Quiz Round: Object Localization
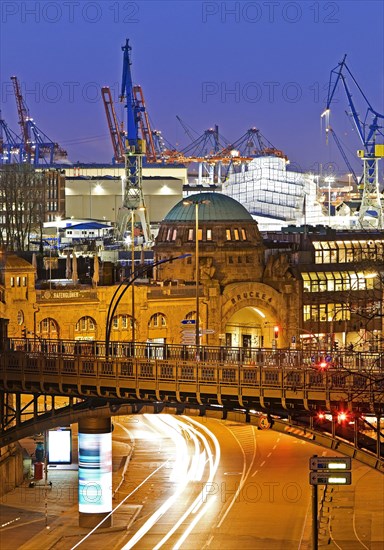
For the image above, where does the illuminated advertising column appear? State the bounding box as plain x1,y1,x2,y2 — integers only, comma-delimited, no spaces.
78,417,112,528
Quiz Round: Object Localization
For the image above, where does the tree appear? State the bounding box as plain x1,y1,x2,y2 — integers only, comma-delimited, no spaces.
0,165,46,251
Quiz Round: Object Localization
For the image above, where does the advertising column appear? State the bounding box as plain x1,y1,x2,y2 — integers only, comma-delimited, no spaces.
78,417,112,528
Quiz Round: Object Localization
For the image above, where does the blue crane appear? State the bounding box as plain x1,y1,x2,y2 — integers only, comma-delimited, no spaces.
115,39,151,242
322,55,384,228
0,111,23,164
10,76,67,166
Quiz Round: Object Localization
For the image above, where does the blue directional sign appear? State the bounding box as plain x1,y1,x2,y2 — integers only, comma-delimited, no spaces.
181,319,196,325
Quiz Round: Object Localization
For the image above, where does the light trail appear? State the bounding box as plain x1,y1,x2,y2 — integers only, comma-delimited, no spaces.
155,416,221,550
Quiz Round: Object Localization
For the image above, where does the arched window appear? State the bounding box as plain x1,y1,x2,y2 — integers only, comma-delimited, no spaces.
185,311,196,321
148,313,167,328
75,316,96,334
39,318,59,338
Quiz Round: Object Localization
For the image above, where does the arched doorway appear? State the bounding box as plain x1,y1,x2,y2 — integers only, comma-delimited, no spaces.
225,306,278,349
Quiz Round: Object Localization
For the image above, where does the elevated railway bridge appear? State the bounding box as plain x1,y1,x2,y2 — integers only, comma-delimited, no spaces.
1,338,383,470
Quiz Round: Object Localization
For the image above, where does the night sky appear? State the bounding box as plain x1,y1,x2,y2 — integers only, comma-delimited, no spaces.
1,0,383,177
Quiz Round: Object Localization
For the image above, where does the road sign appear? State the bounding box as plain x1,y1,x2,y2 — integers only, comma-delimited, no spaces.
309,472,351,485
309,457,351,470
182,339,195,345
201,329,215,334
181,319,196,325
181,330,195,336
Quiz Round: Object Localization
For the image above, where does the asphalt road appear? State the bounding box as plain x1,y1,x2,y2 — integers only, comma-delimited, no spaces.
1,415,383,550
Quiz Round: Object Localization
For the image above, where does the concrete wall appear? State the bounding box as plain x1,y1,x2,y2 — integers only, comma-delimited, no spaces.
0,443,25,497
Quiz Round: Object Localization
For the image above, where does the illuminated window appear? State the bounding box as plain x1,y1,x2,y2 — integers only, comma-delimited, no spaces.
149,313,166,328
226,229,231,240
76,316,96,332
188,229,193,241
39,318,59,337
172,229,177,240
207,229,212,240
234,229,239,240
241,229,247,240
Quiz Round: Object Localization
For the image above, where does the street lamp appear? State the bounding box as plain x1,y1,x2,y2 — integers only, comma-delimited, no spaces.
183,198,210,350
105,253,191,358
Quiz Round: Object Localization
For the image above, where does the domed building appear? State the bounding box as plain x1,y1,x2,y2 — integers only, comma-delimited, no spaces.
154,192,298,348
0,192,300,350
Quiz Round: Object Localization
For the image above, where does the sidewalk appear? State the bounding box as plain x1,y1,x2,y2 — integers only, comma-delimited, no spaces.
1,465,141,550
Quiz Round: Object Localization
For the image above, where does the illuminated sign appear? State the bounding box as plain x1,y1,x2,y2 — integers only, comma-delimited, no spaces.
309,472,351,485
78,432,112,514
309,457,351,470
48,429,72,464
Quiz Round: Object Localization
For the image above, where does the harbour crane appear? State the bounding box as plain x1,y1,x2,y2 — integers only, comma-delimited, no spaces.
0,112,22,164
322,55,384,228
114,39,151,243
327,127,361,189
101,86,125,164
10,76,67,166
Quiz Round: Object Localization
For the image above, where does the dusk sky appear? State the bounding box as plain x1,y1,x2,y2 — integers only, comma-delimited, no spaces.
1,0,383,178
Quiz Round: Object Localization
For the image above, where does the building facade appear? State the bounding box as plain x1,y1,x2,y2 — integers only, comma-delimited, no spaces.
0,194,382,353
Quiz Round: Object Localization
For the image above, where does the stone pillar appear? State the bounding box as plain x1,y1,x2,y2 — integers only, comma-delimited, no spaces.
78,417,112,528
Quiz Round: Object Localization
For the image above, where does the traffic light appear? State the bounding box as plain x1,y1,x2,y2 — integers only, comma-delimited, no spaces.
274,326,279,339
333,341,339,351
317,358,329,370
337,411,348,424
21,327,27,338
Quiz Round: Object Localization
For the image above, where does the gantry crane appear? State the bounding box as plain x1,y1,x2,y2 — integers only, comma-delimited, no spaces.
114,39,151,242
11,76,67,166
0,111,23,164
101,87,125,164
322,55,384,228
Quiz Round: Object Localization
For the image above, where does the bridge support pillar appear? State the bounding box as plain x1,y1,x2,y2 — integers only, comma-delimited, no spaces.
78,417,112,529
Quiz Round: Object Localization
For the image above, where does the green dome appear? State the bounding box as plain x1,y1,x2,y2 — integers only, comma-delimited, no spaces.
164,192,253,222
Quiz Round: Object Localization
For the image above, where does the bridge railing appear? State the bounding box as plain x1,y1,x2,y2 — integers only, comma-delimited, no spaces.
3,351,384,399
6,338,384,373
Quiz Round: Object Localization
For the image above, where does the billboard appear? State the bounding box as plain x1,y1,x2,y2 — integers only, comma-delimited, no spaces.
48,429,72,464
78,432,112,514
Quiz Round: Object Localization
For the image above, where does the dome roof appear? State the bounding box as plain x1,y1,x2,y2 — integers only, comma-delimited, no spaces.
164,192,253,222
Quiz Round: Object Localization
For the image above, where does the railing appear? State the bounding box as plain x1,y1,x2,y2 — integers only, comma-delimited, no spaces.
1,341,383,416
6,338,384,373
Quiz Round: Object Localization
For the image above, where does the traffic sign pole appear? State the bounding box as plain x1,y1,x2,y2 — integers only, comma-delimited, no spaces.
312,484,318,550
309,454,352,549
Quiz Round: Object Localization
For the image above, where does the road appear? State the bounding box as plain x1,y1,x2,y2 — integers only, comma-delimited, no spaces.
1,415,383,549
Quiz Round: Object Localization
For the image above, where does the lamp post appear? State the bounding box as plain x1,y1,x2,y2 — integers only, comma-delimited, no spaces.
183,198,210,351
105,253,191,358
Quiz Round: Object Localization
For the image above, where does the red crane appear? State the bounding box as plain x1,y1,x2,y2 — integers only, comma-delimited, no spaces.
101,86,125,163
11,76,29,150
132,85,157,163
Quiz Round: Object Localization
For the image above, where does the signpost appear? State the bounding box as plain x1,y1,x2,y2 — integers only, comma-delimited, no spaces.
309,455,352,550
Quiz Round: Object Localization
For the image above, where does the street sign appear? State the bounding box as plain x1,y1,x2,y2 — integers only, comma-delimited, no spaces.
309,472,351,485
181,331,195,336
309,457,351,470
181,319,196,325
182,340,195,345
201,329,215,334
